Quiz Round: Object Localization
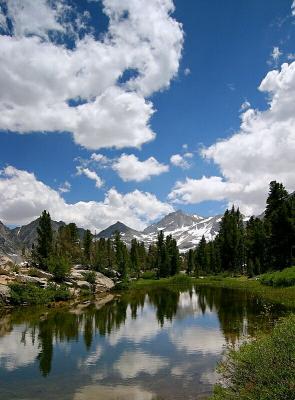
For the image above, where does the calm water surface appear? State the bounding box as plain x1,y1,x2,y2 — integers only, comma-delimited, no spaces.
0,285,289,400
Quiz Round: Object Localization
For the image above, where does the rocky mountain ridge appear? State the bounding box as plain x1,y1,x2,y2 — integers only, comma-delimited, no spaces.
0,210,224,261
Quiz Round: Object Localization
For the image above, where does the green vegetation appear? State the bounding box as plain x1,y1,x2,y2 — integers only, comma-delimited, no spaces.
9,283,71,305
28,267,44,277
211,314,295,400
27,181,294,285
195,276,295,308
47,255,71,282
141,270,157,280
130,275,295,308
260,266,295,287
183,181,294,277
83,270,96,284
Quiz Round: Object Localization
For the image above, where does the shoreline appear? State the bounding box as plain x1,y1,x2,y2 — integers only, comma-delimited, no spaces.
129,275,295,308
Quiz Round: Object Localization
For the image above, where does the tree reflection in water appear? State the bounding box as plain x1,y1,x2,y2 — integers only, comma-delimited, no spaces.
0,285,288,377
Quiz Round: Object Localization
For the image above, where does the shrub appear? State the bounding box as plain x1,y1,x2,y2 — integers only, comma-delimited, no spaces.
9,283,71,305
211,314,295,400
259,266,295,287
0,267,10,275
12,264,20,274
47,255,71,282
169,273,192,285
28,267,43,277
83,270,96,285
141,271,156,280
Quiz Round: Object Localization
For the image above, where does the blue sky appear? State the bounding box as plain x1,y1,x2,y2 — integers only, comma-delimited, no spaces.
0,0,295,231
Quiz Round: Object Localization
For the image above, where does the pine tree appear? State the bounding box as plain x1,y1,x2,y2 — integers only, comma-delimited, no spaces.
245,217,267,274
195,235,209,274
156,231,169,278
186,249,194,275
83,229,93,264
114,231,129,279
217,207,245,274
264,182,294,269
130,238,140,278
36,210,53,269
168,236,180,276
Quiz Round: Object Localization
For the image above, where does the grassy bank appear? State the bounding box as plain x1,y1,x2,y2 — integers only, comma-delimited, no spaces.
211,313,295,400
129,274,295,308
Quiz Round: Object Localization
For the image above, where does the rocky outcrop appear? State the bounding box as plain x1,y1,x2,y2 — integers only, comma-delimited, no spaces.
0,284,11,304
94,272,115,293
0,262,115,306
68,269,115,293
15,274,48,287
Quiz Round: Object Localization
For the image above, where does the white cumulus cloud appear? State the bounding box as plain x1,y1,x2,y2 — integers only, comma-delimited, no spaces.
76,166,104,188
169,61,295,215
0,0,183,149
112,153,169,182
0,166,173,230
170,153,192,169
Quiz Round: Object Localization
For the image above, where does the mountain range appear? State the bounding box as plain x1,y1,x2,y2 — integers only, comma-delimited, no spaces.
0,210,223,261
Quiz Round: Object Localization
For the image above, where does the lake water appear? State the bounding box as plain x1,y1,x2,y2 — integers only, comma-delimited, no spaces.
0,285,289,400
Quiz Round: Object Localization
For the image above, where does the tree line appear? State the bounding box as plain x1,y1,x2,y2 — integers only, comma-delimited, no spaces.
31,181,294,280
187,181,295,276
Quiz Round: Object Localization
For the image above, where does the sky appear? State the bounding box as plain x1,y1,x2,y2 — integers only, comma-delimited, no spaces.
0,0,295,232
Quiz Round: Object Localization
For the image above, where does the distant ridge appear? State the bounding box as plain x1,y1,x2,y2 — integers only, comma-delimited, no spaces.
0,210,226,259
97,221,141,238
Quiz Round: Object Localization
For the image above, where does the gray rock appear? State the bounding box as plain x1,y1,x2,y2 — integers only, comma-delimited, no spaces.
0,284,11,304
15,274,47,287
76,280,92,289
94,272,115,292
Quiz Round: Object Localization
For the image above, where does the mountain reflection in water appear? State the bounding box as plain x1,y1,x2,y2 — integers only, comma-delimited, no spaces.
0,285,288,400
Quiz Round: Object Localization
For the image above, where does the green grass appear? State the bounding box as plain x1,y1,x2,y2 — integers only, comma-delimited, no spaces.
129,273,193,288
130,274,295,308
259,266,295,287
211,313,295,400
9,283,72,305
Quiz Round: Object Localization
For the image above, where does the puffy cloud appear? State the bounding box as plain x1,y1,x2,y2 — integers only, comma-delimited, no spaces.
90,153,110,165
58,180,71,193
0,326,40,371
268,46,282,66
169,62,295,215
4,0,64,39
113,351,169,379
169,325,225,355
170,153,192,169
184,67,191,76
239,100,251,112
108,305,164,345
112,153,169,182
0,166,173,230
76,166,104,188
0,0,183,149
292,0,295,16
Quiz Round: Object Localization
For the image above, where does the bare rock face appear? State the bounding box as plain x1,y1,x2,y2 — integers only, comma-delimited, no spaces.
76,280,92,289
69,268,115,293
94,272,115,293
0,284,11,304
15,274,48,287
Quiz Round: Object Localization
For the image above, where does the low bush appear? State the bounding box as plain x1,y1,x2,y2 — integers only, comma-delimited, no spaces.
141,271,157,280
47,255,71,282
169,273,192,285
211,314,295,400
28,267,44,277
9,283,71,305
0,267,10,275
83,271,96,285
259,266,295,287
